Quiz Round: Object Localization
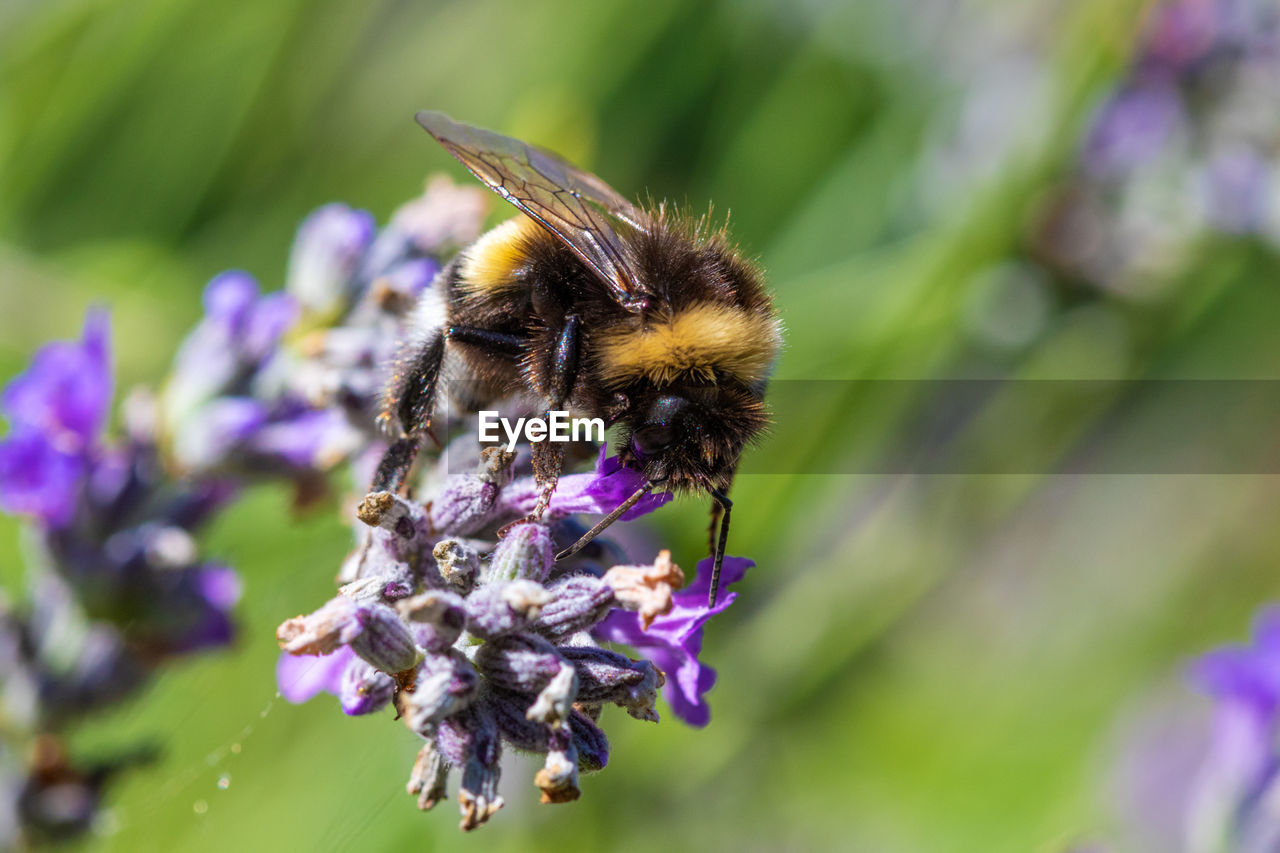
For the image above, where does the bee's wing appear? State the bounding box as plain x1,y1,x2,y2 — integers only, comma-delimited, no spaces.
416,110,651,312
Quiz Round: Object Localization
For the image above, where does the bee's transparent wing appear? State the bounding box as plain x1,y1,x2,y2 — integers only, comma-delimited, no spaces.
416,110,651,311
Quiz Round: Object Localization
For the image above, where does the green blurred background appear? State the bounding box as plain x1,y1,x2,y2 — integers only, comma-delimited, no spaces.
5,0,1280,849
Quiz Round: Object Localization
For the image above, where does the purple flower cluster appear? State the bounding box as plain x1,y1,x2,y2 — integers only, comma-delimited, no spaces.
277,440,749,830
1035,0,1280,292
0,313,240,844
0,178,491,845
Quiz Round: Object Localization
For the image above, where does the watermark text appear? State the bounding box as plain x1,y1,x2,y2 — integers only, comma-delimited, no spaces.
478,411,606,451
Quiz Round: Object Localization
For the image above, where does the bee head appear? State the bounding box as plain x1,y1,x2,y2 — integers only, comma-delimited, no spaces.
615,381,769,494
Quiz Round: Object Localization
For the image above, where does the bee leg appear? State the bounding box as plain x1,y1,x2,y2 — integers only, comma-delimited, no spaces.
707,499,724,560
371,436,422,493
528,314,582,520
547,314,581,405
707,490,733,608
445,325,525,355
372,330,445,493
500,315,581,533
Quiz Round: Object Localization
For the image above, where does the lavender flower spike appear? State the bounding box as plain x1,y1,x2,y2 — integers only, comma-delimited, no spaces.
277,423,742,828
1,307,249,845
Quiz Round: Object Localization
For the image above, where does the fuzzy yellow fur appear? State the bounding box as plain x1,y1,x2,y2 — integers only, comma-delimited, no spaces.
596,302,781,386
458,216,543,293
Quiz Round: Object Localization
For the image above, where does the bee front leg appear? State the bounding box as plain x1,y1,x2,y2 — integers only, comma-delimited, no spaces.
500,315,581,535
529,314,582,519
372,329,446,493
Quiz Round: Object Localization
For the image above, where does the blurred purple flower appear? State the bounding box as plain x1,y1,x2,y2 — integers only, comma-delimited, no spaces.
1203,147,1272,235
1184,605,1280,849
1082,81,1184,179
0,310,112,526
201,271,297,365
287,204,376,315
1141,0,1221,70
1192,606,1280,715
167,273,297,432
595,555,752,727
1,309,111,445
247,408,361,471
0,431,84,526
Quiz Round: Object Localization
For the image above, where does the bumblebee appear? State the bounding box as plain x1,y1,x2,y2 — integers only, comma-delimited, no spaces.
375,111,782,606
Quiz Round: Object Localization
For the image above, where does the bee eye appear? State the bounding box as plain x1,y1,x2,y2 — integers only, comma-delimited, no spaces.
633,424,675,455
633,394,688,455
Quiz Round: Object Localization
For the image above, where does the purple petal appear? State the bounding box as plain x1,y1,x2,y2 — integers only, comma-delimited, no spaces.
1,309,112,445
1082,82,1183,179
173,397,268,470
277,645,357,704
202,271,260,332
1252,606,1280,656
197,566,242,610
594,555,753,726
243,293,298,364
381,258,440,299
1190,605,1280,716
536,447,672,520
287,204,376,314
249,408,359,470
0,429,84,526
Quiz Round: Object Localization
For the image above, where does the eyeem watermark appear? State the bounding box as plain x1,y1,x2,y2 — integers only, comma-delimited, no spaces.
478,411,606,452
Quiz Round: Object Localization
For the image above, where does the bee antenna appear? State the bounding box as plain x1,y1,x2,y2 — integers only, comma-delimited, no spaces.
554,481,656,562
707,489,733,608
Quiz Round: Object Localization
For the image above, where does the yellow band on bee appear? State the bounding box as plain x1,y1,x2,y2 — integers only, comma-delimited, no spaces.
596,303,781,386
458,216,543,293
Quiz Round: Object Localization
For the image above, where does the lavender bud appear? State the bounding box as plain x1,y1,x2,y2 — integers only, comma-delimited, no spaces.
399,651,479,738
339,573,413,606
407,744,449,812
455,704,504,832
487,689,551,751
530,575,614,639
339,659,395,716
356,491,409,532
569,710,610,772
357,492,430,570
463,581,551,639
528,665,577,726
533,738,580,804
559,647,647,702
475,634,577,724
430,475,497,536
397,591,467,653
476,447,515,486
277,596,361,655
433,540,479,594
485,523,553,584
338,532,419,592
602,550,685,629
348,603,421,674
